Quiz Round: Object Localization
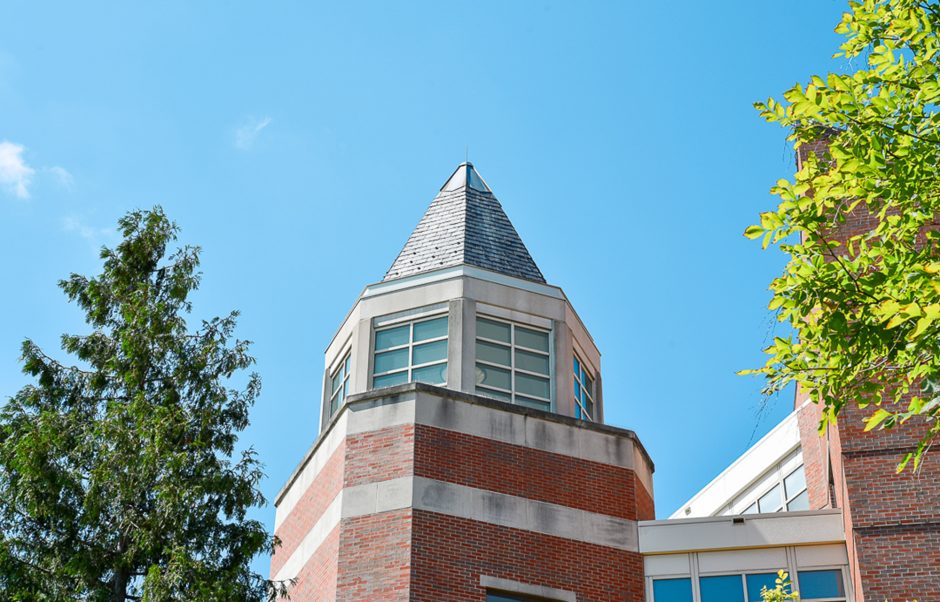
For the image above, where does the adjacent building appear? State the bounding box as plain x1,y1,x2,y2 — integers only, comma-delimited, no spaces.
271,161,937,601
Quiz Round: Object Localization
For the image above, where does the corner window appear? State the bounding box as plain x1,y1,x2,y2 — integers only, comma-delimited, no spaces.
372,315,448,388
797,569,845,601
475,316,551,411
328,353,350,416
573,355,595,421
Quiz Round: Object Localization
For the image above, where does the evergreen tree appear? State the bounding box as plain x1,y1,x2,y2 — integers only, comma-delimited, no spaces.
0,208,285,601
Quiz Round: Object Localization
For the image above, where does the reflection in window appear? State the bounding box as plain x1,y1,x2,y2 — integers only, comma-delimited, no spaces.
372,316,448,388
798,570,845,600
652,578,693,602
573,355,596,421
328,353,351,416
475,316,551,411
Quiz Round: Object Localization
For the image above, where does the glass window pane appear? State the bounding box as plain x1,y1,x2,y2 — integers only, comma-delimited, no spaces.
574,356,581,379
575,403,582,419
477,317,510,343
413,340,448,365
745,573,779,601
700,575,744,602
585,397,594,417
477,364,511,390
477,340,511,366
375,325,410,350
516,396,551,411
515,349,550,374
574,381,581,401
516,373,550,399
758,484,783,513
373,371,408,388
344,355,350,372
787,490,809,512
785,466,807,499
374,348,409,374
515,326,549,352
413,316,448,341
584,374,594,396
652,578,693,602
413,363,447,385
478,386,511,401
743,502,758,515
798,570,844,599
331,370,343,393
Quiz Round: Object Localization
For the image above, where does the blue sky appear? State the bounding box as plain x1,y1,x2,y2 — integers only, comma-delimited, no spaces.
1,0,849,575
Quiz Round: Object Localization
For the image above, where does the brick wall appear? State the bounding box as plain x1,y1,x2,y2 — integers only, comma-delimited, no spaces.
410,510,645,602
286,525,340,601
413,424,640,520
270,443,344,578
795,400,831,511
336,509,413,601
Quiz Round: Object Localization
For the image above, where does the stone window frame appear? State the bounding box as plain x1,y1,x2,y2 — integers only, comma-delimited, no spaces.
474,315,553,411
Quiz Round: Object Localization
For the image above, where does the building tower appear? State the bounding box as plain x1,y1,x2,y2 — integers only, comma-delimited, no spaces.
271,163,656,601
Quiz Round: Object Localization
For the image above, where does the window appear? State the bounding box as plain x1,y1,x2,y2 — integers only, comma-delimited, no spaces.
573,355,596,421
652,578,693,602
784,465,809,511
700,575,744,602
475,316,551,411
372,315,448,388
798,570,845,601
693,573,781,602
328,353,351,415
744,574,780,601
731,458,809,516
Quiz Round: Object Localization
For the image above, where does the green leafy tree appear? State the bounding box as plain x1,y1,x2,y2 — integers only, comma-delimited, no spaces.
745,0,940,470
760,571,799,602
0,208,286,601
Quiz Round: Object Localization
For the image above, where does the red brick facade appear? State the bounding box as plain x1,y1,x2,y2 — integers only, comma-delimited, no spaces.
411,511,645,602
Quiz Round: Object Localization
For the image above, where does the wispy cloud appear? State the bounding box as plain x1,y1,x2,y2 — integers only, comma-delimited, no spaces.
0,140,35,199
47,165,74,190
62,215,114,246
233,116,272,150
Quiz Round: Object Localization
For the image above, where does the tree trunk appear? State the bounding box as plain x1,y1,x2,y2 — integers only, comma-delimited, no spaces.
112,535,128,602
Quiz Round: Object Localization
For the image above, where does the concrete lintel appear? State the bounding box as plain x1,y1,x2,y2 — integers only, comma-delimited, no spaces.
480,575,577,602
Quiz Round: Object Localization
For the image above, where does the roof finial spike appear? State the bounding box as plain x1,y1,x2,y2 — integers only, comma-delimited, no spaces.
465,145,469,165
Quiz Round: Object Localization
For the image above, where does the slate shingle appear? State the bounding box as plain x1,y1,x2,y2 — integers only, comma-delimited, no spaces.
384,163,545,284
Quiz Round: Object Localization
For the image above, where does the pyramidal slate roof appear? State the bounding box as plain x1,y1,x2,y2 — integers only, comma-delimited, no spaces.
384,163,546,284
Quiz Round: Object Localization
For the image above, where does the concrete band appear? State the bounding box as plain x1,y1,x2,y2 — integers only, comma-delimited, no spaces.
276,387,654,526
274,475,640,583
